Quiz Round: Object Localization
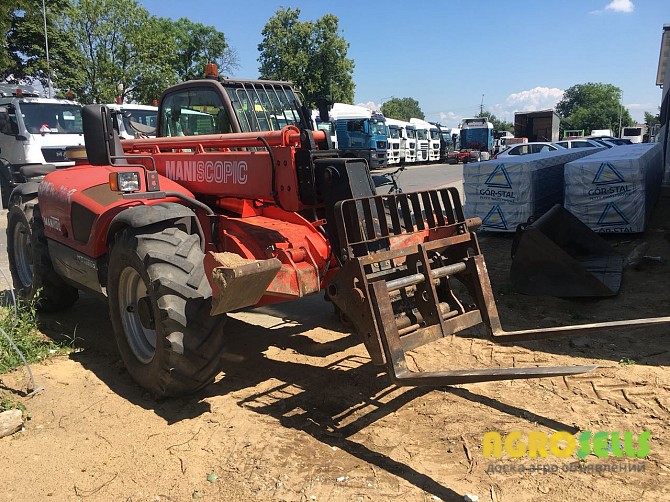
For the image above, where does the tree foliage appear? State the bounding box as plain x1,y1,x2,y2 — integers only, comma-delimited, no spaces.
476,111,512,132
381,97,424,122
4,0,237,104
555,82,633,136
257,7,354,106
644,110,660,127
5,0,85,96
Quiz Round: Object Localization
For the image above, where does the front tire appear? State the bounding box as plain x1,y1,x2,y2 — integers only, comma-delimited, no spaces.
6,201,79,311
107,226,227,397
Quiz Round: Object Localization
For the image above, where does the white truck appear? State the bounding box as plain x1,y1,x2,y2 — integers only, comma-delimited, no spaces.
385,117,416,165
311,109,338,150
104,103,158,139
590,128,614,137
385,118,401,165
410,118,430,163
0,84,84,207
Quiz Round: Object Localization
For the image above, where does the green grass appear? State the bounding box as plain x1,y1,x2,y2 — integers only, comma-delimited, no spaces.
0,296,72,375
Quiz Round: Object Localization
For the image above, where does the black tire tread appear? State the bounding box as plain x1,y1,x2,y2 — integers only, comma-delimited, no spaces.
6,201,78,311
109,226,227,397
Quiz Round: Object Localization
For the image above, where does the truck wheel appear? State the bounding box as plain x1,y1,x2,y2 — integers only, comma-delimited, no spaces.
107,226,227,397
6,202,79,311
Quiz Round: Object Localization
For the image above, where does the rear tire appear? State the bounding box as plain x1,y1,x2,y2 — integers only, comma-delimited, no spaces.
107,226,227,397
6,201,79,311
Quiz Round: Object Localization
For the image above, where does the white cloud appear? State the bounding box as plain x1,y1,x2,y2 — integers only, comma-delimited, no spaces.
505,86,564,113
605,0,635,13
438,111,463,128
591,0,634,14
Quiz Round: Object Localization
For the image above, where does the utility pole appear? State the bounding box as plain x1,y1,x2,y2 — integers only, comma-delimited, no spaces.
42,0,52,98
618,91,624,137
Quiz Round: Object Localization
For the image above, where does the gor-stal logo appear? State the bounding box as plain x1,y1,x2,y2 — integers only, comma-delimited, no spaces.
485,164,512,188
592,162,625,185
482,205,508,230
597,202,629,227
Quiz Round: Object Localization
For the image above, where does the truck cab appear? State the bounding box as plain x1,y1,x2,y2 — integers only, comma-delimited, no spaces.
105,103,158,139
385,117,415,165
459,117,494,161
386,122,401,165
410,118,430,163
331,103,388,169
0,84,84,206
312,110,338,150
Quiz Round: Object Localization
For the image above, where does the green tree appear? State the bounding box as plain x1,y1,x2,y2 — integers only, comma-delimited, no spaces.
0,3,18,80
257,7,354,106
60,0,176,103
5,0,86,96
644,110,660,128
555,82,633,137
381,97,424,122
476,111,512,132
168,17,238,81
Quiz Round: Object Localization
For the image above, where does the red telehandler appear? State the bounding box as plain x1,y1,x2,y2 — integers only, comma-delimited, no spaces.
6,68,670,397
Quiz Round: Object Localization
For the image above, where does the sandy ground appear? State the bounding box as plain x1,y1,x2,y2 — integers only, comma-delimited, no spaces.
1,187,670,502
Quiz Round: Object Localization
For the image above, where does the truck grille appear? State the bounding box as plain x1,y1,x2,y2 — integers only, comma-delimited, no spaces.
41,147,68,163
376,141,387,149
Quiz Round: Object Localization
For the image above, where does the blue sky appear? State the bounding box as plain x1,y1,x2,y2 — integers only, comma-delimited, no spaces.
139,0,666,127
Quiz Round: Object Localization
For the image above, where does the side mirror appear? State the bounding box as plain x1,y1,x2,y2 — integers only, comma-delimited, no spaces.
314,95,332,124
0,107,10,134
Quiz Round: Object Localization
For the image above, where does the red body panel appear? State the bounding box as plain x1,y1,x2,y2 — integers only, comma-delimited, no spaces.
38,164,193,257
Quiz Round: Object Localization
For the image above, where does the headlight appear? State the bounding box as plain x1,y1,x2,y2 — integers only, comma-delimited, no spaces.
109,171,140,192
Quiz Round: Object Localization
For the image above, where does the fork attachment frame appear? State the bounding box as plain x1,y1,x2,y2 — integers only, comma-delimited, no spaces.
326,187,670,386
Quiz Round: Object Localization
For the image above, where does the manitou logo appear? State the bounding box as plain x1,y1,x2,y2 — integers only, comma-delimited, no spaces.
164,160,248,184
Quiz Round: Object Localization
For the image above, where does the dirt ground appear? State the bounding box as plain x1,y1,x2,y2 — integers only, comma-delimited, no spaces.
1,188,670,502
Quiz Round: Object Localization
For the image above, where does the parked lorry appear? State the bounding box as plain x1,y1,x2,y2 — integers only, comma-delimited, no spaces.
400,120,418,164
0,84,84,207
458,117,494,162
105,103,158,139
432,123,454,162
9,67,669,400
311,109,338,150
331,103,387,169
591,129,614,137
385,118,401,165
410,119,440,162
410,118,430,163
620,125,646,143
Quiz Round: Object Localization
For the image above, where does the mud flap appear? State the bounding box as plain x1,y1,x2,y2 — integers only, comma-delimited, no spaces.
510,205,623,297
208,252,282,315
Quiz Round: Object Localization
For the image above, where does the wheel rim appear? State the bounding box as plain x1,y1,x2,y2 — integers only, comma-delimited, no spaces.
12,220,33,288
117,266,156,364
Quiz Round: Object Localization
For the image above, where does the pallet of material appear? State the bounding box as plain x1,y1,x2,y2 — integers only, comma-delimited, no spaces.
463,148,604,232
564,143,664,233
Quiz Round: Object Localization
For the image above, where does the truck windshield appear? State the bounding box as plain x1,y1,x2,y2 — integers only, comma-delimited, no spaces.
430,130,440,140
225,83,304,132
121,108,157,132
369,119,386,136
22,103,83,134
406,128,416,139
389,127,400,139
416,129,427,140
